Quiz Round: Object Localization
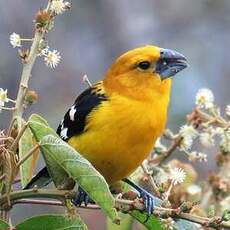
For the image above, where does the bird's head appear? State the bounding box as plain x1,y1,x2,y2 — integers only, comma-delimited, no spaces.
104,45,188,100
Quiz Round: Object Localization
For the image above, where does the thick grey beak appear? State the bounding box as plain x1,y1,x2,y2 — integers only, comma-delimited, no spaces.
155,48,188,80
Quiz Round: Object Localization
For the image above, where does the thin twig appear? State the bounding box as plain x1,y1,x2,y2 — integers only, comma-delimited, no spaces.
9,123,28,152
141,163,161,198
13,199,100,209
82,74,92,87
188,108,229,129
0,174,6,182
17,143,40,167
149,137,183,165
0,107,16,111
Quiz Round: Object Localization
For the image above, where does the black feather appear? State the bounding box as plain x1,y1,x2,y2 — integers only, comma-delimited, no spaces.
24,167,51,189
24,83,107,189
57,84,108,140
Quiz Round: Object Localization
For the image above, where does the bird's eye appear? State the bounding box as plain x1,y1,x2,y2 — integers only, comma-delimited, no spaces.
138,61,151,70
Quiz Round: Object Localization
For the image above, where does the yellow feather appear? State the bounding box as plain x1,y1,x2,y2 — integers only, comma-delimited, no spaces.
68,45,172,185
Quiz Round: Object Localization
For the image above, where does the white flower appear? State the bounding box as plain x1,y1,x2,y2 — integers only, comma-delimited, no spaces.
188,151,198,162
220,131,230,153
198,152,207,162
44,50,61,68
214,127,224,136
179,125,198,140
187,184,201,195
161,218,175,230
0,88,9,109
195,88,214,109
179,137,193,151
188,151,207,162
199,132,214,148
225,105,230,117
51,0,70,15
9,33,21,48
170,167,186,185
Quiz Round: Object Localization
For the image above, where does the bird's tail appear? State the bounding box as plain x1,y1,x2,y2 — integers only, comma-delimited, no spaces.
24,166,52,189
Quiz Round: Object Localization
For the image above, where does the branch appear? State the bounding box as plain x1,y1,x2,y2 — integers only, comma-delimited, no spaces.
14,199,100,210
141,163,161,197
10,2,52,131
16,143,40,167
188,108,229,129
1,188,229,229
0,189,75,207
9,123,28,152
149,136,182,165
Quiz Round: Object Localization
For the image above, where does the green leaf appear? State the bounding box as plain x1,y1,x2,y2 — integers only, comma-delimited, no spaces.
40,135,119,222
130,210,165,230
28,114,69,187
15,214,87,230
28,114,119,223
18,118,40,187
0,219,10,229
107,213,133,230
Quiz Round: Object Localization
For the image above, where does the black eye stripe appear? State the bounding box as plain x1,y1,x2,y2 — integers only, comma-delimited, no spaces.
138,61,151,70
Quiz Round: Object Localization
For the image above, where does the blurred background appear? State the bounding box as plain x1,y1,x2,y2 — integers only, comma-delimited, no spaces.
0,0,230,229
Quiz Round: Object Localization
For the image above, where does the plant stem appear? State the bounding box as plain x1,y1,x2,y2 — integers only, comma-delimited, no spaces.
149,137,183,165
16,144,40,167
1,188,230,229
0,189,75,207
14,199,100,210
9,123,28,152
141,163,161,198
0,107,16,111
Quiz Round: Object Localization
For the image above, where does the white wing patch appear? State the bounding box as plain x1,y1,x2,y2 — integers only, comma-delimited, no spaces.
60,127,68,139
69,106,76,121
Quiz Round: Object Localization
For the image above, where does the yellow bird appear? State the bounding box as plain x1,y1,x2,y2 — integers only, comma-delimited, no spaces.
26,45,188,213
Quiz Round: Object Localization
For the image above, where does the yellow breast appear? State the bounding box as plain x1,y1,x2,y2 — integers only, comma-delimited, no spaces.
68,90,170,185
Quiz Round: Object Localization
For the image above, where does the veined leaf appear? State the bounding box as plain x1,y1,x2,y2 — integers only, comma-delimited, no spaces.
130,210,165,230
28,114,68,187
15,214,87,230
28,114,119,223
18,118,40,187
40,135,119,222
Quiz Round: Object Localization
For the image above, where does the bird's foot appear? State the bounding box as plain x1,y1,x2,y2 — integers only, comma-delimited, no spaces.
139,189,155,215
122,178,155,215
72,187,94,206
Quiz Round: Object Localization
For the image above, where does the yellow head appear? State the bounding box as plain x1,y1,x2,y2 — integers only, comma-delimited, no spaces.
104,45,188,100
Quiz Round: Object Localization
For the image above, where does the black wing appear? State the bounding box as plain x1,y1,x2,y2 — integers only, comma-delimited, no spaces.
57,82,108,141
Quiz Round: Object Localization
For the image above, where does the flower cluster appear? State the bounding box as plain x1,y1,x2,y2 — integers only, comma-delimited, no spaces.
179,124,198,150
195,88,214,109
9,32,61,69
220,131,230,153
50,0,71,15
188,151,207,162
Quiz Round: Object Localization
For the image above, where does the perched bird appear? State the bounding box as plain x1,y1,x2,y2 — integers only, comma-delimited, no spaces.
25,45,188,213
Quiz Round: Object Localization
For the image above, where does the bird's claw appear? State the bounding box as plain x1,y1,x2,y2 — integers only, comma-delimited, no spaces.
140,190,155,215
122,178,156,215
72,187,94,206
